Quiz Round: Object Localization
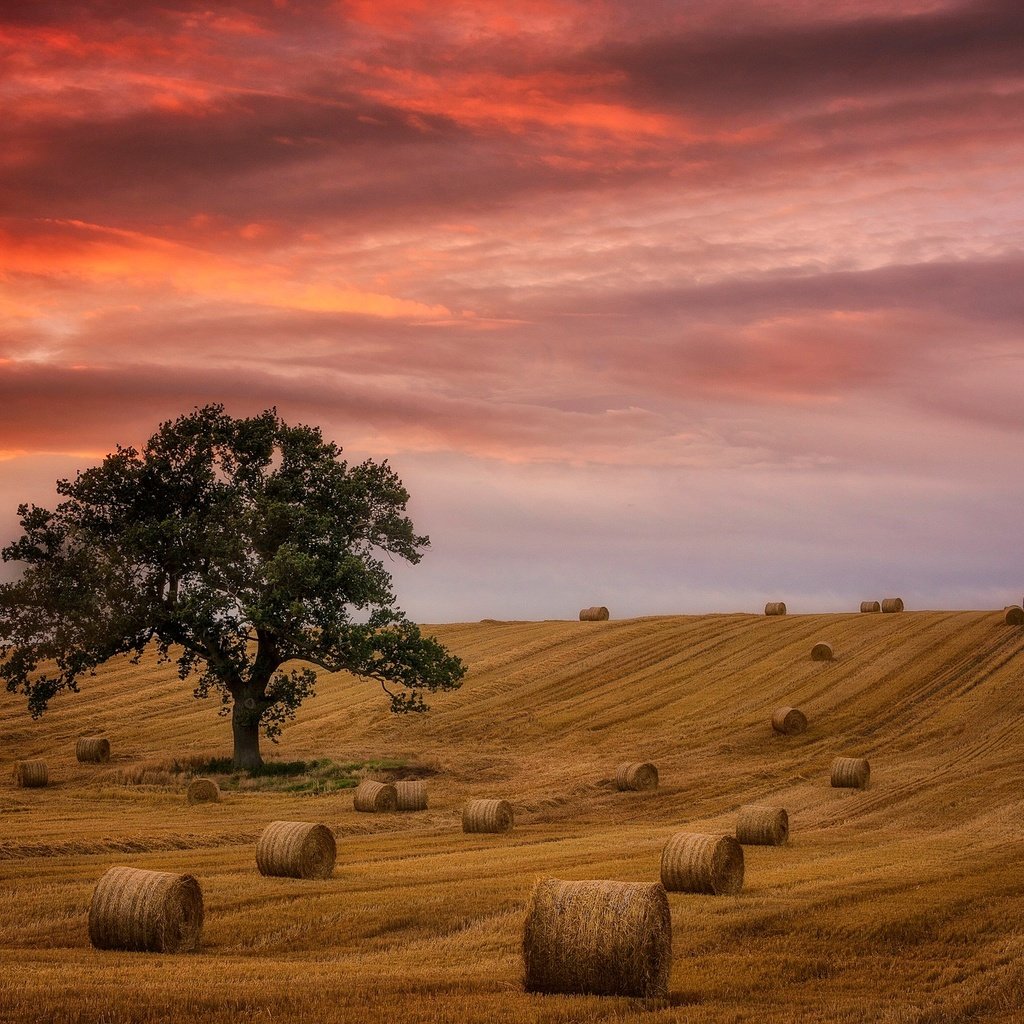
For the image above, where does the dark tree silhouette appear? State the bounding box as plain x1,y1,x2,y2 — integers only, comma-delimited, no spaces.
0,405,465,767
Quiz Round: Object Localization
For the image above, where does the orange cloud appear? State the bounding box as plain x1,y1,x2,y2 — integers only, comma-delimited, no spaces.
0,220,454,321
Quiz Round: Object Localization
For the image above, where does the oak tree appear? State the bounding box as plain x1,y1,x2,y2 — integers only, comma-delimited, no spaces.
0,405,465,767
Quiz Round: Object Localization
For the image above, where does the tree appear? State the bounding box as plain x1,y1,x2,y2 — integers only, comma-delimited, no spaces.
0,405,466,768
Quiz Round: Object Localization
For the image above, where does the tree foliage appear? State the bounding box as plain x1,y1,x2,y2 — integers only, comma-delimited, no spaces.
0,405,465,765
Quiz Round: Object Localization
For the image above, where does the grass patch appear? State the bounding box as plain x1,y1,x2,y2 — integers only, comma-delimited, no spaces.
180,756,412,794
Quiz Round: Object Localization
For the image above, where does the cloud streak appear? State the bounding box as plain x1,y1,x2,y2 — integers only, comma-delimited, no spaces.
0,0,1021,613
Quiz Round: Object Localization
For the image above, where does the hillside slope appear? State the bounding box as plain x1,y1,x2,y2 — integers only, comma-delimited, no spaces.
2,611,1023,1023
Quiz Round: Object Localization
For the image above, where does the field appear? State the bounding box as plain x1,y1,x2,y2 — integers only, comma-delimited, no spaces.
2,611,1024,1023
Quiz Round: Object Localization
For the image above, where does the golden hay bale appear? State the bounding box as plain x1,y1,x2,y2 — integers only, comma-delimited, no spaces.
860,600,881,613
614,762,659,791
13,760,48,788
661,832,744,894
881,597,904,613
764,601,787,616
771,707,807,735
88,866,203,953
811,641,834,661
736,805,789,846
522,878,671,998
255,820,336,879
395,780,427,812
1004,606,1024,626
462,798,514,833
831,756,870,789
76,736,110,763
186,778,220,804
579,606,610,621
353,779,398,813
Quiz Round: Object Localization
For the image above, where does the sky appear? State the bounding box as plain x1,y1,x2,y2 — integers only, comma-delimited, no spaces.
1,0,1022,621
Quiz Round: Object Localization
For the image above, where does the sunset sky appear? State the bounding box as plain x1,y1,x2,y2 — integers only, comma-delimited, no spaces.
1,0,1022,620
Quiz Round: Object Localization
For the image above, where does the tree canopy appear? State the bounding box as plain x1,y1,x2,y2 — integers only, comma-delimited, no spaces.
0,405,466,766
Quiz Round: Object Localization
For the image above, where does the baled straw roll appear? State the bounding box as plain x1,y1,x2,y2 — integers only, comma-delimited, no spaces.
660,832,744,894
523,878,671,998
255,821,336,879
88,866,203,953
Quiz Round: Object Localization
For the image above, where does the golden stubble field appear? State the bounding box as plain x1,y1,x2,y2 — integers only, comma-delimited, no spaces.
2,611,1024,1023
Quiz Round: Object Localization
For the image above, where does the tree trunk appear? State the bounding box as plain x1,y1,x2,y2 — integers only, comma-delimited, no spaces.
231,698,264,769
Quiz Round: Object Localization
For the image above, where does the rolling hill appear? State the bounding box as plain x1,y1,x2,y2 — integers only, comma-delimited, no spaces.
1,610,1023,1023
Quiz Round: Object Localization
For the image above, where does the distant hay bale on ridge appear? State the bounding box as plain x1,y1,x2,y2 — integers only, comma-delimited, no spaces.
256,820,336,879
88,866,203,953
764,602,787,616
76,736,110,763
881,597,904,613
395,780,427,811
811,642,834,661
860,601,881,613
186,777,220,804
615,762,658,791
579,606,610,621
736,805,789,846
771,707,807,735
661,832,744,894
831,756,870,790
463,798,514,833
14,760,48,788
1004,606,1024,626
353,779,398,813
522,878,671,998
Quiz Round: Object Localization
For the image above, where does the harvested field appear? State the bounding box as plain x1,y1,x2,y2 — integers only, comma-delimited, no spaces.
2,611,1024,1023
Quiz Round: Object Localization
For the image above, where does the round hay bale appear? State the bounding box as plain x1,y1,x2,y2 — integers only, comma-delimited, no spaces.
771,707,807,735
88,866,203,952
255,820,336,879
462,798,514,833
395,780,427,812
736,805,789,846
881,597,904,613
76,736,110,763
764,602,787,616
353,779,398,813
860,601,881,613
660,832,744,894
13,759,48,788
614,762,659,791
1004,606,1024,626
579,606,610,621
831,756,870,789
811,642,834,661
186,778,220,804
522,878,671,998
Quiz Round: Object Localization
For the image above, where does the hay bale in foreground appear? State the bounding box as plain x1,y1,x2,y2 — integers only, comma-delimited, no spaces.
615,761,659,791
186,778,220,804
462,798,514,833
353,779,398,813
76,736,110,763
831,756,870,790
764,601,787,616
736,805,789,846
860,600,881,613
579,606,610,621
811,642,834,661
771,707,807,735
88,866,203,952
881,597,904,613
661,832,743,894
14,760,48,788
522,878,671,998
255,820,336,879
395,780,427,811
1004,606,1024,626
